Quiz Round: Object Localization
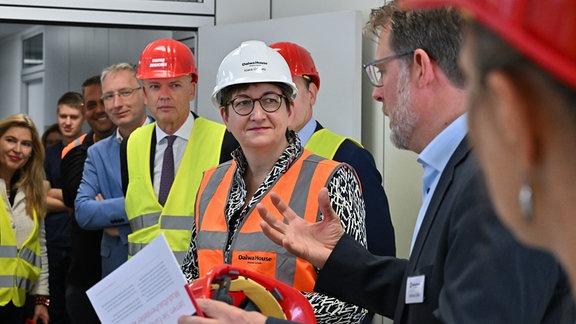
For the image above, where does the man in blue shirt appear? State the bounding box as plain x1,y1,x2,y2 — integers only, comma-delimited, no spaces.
75,63,152,277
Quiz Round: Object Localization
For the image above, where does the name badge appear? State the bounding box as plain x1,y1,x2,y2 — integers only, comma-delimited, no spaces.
405,275,425,304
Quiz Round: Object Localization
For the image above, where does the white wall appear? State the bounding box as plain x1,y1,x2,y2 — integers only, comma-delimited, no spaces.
196,11,363,146
0,34,23,118
0,26,172,128
43,26,173,127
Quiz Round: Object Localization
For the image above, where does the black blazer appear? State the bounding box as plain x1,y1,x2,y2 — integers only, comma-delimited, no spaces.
314,121,396,257
315,138,574,323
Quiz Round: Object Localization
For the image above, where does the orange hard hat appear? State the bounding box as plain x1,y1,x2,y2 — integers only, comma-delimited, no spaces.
399,0,576,90
187,264,317,323
136,38,198,82
270,42,320,90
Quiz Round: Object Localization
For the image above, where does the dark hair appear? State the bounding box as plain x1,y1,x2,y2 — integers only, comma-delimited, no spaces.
219,82,293,115
365,3,465,87
41,123,61,147
81,75,101,97
468,20,576,114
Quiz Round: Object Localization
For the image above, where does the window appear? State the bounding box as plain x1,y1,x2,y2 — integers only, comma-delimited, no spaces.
22,32,43,70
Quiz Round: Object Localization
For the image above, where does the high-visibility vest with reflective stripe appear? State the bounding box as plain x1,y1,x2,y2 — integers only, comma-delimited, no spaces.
0,199,42,307
305,128,362,160
196,149,342,292
61,133,87,159
125,117,226,264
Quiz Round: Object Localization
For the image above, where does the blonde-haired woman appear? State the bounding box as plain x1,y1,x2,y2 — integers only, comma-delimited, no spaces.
0,114,49,323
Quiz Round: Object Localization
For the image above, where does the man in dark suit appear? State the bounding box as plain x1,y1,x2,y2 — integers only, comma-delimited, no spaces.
181,4,574,324
255,4,575,324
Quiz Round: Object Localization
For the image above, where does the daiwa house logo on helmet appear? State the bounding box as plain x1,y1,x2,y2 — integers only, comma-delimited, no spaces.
242,60,268,73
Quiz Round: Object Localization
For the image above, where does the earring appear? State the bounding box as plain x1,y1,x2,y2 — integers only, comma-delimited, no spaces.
518,178,533,223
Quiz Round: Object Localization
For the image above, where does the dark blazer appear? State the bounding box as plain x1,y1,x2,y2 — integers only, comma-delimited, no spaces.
314,121,395,257
121,112,238,194
60,130,103,287
315,138,574,323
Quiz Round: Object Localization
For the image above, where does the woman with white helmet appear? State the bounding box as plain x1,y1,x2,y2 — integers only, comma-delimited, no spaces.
180,40,368,323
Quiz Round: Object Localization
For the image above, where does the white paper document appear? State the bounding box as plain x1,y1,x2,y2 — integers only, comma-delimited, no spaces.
87,234,197,323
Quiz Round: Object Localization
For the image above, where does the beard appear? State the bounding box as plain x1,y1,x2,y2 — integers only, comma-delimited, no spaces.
389,66,417,150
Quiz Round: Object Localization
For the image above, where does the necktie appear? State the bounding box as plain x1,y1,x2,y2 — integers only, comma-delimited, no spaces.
158,135,176,206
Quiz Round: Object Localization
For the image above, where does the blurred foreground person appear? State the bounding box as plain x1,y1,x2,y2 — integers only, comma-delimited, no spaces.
401,0,576,299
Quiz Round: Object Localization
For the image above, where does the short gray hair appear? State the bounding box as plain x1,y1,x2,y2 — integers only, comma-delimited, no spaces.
101,63,142,86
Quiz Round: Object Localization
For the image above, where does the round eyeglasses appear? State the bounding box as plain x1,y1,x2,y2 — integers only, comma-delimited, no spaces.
362,51,414,87
227,93,286,116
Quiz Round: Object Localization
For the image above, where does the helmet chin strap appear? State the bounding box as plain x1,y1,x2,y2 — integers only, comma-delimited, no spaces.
211,275,286,319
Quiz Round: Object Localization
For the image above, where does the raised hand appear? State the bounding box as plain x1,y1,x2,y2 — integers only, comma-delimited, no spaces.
257,187,344,269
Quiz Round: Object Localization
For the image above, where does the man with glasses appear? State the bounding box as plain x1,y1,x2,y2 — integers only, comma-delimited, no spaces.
75,63,153,279
60,75,116,323
178,3,574,324
123,39,238,265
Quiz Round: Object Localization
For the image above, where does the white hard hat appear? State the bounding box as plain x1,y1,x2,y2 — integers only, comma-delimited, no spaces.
211,40,298,108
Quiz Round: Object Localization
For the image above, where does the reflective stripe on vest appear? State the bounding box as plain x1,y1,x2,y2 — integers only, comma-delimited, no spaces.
305,128,362,159
128,212,193,232
61,133,87,158
0,246,17,258
0,202,41,307
125,117,227,264
196,150,341,292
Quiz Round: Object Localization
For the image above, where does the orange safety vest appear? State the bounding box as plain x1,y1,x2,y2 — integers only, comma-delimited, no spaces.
195,149,342,292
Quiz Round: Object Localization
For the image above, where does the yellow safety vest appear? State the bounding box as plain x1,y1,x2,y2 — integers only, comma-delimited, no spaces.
305,128,362,159
125,117,227,264
0,199,41,307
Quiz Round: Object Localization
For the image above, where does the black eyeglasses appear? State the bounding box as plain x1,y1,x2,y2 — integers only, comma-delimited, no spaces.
101,87,142,102
227,93,286,116
362,51,414,87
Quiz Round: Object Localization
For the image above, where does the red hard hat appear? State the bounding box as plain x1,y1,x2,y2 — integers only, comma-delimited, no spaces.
186,264,316,323
136,38,198,82
399,0,576,90
270,42,320,90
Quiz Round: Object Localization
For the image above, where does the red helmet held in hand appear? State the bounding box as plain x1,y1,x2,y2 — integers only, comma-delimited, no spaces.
187,264,317,323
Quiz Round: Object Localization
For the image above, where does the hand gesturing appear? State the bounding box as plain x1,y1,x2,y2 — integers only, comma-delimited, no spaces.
257,187,344,269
